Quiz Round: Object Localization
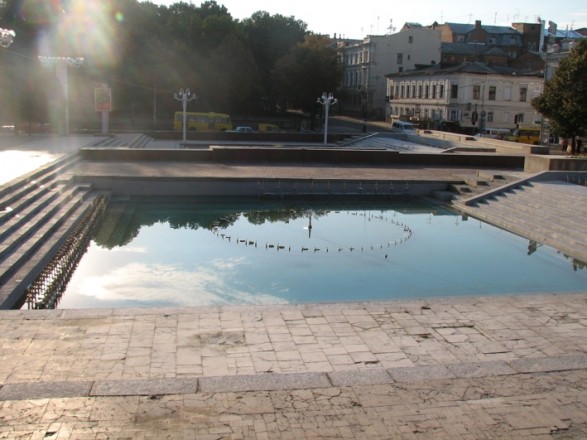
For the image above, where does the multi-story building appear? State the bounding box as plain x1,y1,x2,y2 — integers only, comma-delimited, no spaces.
386,61,544,133
337,28,441,119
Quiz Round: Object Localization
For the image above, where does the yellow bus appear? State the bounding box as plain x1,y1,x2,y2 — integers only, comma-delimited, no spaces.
173,112,232,132
506,126,541,145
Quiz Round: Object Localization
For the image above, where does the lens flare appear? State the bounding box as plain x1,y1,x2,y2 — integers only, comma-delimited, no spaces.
36,0,121,66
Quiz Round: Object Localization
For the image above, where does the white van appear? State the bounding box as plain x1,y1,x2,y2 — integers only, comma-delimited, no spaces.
391,120,417,134
475,128,510,140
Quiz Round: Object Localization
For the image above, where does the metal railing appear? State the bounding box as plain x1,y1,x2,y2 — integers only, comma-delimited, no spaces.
24,195,108,309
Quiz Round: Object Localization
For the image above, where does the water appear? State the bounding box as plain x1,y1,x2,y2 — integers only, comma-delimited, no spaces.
56,197,587,308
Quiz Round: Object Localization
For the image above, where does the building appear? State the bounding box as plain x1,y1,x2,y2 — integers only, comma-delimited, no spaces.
337,28,441,119
386,61,544,133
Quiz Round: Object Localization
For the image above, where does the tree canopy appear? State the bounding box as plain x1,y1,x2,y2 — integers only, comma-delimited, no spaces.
0,0,340,129
532,39,587,138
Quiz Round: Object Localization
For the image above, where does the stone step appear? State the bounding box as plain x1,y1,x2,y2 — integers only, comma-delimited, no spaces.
467,206,587,252
0,154,79,205
0,188,91,287
0,181,57,225
0,185,88,261
0,186,65,240
473,194,586,235
0,198,98,309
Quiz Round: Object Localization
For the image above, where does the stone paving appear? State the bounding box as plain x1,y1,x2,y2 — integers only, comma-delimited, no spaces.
1,293,587,438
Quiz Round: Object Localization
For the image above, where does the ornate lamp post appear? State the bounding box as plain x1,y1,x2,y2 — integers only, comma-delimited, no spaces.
0,28,15,48
317,92,337,145
174,88,197,142
39,56,84,136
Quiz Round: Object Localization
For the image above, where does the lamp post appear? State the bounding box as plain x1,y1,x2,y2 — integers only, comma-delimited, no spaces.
0,28,15,48
39,56,84,136
317,92,337,145
174,88,197,142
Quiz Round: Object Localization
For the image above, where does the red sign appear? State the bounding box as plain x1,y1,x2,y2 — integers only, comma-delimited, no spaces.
95,86,112,112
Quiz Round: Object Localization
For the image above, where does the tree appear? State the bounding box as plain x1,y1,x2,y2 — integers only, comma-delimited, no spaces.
272,35,341,115
532,40,587,137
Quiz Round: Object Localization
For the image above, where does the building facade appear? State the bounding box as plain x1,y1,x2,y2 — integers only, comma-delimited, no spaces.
338,28,441,119
386,62,544,133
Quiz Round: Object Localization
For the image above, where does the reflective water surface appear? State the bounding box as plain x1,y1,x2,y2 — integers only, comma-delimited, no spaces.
57,197,587,308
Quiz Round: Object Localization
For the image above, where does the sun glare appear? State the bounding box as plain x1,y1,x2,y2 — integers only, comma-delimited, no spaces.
35,0,121,66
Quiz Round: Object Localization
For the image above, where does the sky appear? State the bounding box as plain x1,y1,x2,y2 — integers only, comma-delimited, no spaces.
148,0,587,39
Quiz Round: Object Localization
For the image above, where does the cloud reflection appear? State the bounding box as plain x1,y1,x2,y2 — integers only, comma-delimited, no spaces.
76,260,287,307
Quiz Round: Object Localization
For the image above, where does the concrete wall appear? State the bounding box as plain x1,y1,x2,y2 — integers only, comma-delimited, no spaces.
525,155,587,172
79,147,525,169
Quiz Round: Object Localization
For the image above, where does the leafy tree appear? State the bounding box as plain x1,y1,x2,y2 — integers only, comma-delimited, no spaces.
532,39,587,137
242,12,307,113
272,35,341,115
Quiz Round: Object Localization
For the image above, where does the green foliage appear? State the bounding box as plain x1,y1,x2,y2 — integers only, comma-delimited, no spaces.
273,35,341,114
532,40,587,137
0,0,335,128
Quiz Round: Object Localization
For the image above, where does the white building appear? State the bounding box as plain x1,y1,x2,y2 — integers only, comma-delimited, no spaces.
386,62,544,132
338,27,441,119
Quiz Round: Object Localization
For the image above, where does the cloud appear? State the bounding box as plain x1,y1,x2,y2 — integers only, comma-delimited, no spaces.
75,260,286,307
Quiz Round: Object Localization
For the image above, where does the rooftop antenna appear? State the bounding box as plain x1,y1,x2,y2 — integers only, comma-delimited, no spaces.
494,12,497,24
387,19,396,35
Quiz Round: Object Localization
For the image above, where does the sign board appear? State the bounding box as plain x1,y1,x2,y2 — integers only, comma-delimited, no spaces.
94,86,112,112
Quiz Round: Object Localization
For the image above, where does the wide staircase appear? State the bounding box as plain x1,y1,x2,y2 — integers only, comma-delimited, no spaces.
0,153,107,309
453,177,587,264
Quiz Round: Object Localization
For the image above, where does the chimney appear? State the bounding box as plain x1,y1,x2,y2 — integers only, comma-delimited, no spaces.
475,20,482,29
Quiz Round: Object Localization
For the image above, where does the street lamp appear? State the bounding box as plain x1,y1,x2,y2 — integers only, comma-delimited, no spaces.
0,28,15,48
174,88,197,142
39,56,84,136
317,92,337,145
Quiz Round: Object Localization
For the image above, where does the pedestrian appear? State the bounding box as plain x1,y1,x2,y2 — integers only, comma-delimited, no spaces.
562,138,569,154
576,136,582,155
571,137,577,155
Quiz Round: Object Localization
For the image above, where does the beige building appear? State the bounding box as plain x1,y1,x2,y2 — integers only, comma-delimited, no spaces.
338,27,441,119
386,62,544,132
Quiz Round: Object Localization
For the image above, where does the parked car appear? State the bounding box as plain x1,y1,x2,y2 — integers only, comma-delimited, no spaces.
258,123,281,133
229,126,255,133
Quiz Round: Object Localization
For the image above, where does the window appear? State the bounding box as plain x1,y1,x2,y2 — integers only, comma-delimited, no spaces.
473,85,481,100
425,85,429,99
488,86,496,101
451,84,458,99
504,86,512,101
400,85,405,98
439,84,445,98
409,36,413,43
397,53,403,65
432,85,437,99
520,87,527,102
487,112,494,122
449,110,459,121
398,67,403,72
411,85,416,98
418,85,422,98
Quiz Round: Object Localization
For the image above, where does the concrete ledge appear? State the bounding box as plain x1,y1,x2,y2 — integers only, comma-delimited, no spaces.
525,155,587,172
199,372,331,393
79,147,525,169
508,354,587,374
2,355,587,401
446,361,516,378
91,378,198,396
0,381,92,401
328,369,394,387
387,364,455,382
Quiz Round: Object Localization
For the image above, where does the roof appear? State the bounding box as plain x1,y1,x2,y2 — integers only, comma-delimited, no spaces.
440,42,508,57
385,61,542,78
443,22,520,35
